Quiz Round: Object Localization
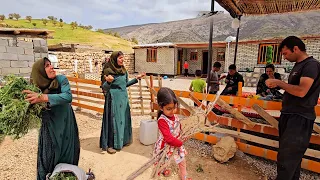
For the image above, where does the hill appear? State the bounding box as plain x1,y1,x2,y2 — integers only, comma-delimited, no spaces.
1,19,134,53
104,10,320,44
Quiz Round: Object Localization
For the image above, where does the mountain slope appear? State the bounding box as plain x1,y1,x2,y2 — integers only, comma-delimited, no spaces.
2,19,134,52
105,10,320,44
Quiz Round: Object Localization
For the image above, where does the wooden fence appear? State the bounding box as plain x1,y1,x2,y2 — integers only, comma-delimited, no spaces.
67,75,151,116
68,74,320,174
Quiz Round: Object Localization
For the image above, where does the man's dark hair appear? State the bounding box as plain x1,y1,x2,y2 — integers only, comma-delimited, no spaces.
279,36,306,52
213,62,221,68
195,70,202,77
228,64,236,70
265,64,275,71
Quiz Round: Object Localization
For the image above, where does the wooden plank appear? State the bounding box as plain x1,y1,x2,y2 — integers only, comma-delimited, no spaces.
67,76,101,85
70,85,101,92
139,80,145,115
252,104,279,129
216,98,256,128
71,90,105,99
73,97,104,105
158,75,162,88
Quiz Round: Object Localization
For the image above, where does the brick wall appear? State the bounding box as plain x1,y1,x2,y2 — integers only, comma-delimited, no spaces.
0,36,48,77
135,47,175,75
225,37,320,72
54,52,135,75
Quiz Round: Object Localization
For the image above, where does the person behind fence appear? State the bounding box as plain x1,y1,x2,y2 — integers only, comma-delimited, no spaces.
221,64,244,95
154,87,191,180
183,61,189,77
23,57,80,180
256,64,283,100
266,36,320,180
207,62,227,94
100,51,145,154
189,70,206,106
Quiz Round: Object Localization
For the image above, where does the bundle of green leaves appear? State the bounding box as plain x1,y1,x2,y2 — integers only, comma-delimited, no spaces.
0,75,46,139
50,172,77,180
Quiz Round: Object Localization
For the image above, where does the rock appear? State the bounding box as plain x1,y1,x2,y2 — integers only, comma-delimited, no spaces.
212,136,237,163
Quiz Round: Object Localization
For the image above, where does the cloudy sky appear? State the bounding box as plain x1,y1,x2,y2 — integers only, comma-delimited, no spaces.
1,0,227,29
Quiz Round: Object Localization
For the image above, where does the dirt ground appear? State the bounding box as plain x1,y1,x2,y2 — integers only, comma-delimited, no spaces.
0,110,265,180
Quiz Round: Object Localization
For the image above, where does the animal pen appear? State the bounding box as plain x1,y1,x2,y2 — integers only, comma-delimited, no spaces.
68,75,320,174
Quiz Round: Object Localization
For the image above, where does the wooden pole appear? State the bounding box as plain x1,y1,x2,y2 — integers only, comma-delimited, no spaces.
157,74,162,88
139,79,144,116
150,75,155,119
252,104,279,129
216,98,255,128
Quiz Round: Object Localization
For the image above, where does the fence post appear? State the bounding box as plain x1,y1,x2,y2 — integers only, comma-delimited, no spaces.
236,81,243,142
157,74,162,88
150,75,155,119
75,72,81,111
139,79,144,116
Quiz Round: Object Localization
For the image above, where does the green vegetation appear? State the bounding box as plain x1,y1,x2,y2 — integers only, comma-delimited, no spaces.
266,46,273,64
1,18,134,52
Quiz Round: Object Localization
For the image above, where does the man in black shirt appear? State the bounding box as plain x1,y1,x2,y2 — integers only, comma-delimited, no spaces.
266,36,320,180
221,64,244,95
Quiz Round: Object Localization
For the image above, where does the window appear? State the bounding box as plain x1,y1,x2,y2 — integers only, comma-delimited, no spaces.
217,52,225,61
257,43,282,64
147,48,157,62
190,52,198,61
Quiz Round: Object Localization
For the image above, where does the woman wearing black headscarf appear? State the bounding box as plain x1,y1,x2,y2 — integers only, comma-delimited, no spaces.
23,57,80,179
100,51,145,154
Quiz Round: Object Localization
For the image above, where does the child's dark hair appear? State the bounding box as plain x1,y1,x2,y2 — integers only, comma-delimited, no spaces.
195,70,202,77
265,63,275,71
157,87,178,119
213,62,221,68
229,64,236,70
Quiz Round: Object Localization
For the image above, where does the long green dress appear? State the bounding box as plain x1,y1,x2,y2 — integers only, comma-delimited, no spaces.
100,72,138,150
37,75,80,180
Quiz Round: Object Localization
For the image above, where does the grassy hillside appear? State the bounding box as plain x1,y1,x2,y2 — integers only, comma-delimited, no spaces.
1,19,134,53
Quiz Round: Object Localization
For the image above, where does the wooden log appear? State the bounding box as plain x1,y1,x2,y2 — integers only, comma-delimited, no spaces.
139,80,144,115
252,104,279,129
176,96,195,115
216,98,255,128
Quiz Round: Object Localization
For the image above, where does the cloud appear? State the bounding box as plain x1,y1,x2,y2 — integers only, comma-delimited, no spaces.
0,0,227,28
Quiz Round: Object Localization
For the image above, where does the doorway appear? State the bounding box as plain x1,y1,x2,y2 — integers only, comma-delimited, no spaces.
177,49,183,75
202,51,209,74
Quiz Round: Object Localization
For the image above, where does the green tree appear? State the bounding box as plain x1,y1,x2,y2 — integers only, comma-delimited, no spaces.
47,16,55,21
13,13,21,20
96,29,104,33
59,22,64,28
0,15,5,21
131,37,138,44
266,46,273,64
114,32,121,38
52,20,57,26
42,19,48,26
32,22,37,27
70,21,78,30
8,13,14,19
59,18,63,23
26,16,32,23
87,25,93,30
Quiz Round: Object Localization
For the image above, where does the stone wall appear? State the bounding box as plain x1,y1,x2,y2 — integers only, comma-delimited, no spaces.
53,52,135,75
135,47,175,75
225,37,320,72
0,36,48,77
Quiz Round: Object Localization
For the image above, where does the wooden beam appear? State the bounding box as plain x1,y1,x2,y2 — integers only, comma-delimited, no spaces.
216,98,256,128
252,104,279,129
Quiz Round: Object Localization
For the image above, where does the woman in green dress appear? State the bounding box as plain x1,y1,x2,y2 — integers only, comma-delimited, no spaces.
100,51,145,154
23,57,80,179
